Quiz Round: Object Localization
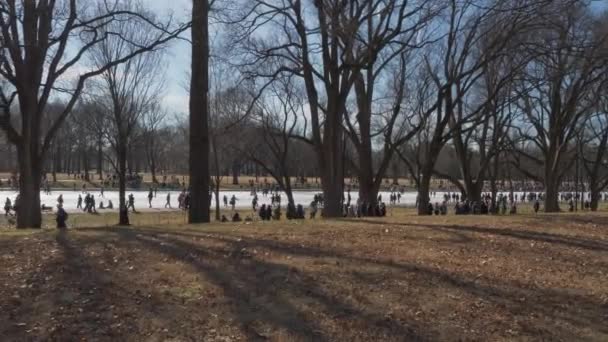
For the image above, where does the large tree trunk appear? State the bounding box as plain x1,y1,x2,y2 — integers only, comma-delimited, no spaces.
417,171,432,215
320,128,344,217
118,140,130,225
16,144,42,229
589,182,600,212
544,172,560,212
188,0,211,224
465,180,483,203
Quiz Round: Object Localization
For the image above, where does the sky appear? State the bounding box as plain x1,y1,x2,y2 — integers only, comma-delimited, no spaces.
141,0,608,116
142,0,192,115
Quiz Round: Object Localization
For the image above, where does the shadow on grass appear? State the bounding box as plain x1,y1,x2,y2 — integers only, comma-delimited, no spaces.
347,218,608,252
89,227,425,341
83,226,607,340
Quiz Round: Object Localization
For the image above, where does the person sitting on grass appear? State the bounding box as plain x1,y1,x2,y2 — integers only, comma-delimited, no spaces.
232,212,242,222
221,214,228,222
107,200,114,209
273,205,282,220
56,204,68,229
99,201,105,210
41,203,53,212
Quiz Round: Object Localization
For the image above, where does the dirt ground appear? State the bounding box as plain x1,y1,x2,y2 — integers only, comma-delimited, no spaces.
1,211,607,341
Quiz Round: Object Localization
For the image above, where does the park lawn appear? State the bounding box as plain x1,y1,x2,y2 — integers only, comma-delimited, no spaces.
0,210,607,341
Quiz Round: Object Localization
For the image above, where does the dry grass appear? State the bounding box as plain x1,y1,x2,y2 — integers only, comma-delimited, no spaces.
1,209,607,341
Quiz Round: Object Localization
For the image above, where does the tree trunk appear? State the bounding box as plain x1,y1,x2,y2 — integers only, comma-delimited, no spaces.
283,174,295,206
320,137,344,217
83,149,89,181
544,174,560,212
417,170,432,215
118,140,130,225
232,160,239,185
188,0,211,223
16,143,43,228
465,180,483,203
589,183,600,211
98,136,103,180
150,154,157,184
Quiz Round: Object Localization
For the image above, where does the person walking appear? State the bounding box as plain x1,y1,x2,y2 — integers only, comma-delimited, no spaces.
4,197,12,216
230,195,237,211
165,192,171,209
77,194,83,209
148,188,154,208
128,193,136,212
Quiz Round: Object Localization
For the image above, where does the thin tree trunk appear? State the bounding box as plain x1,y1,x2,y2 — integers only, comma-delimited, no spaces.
118,140,130,225
98,136,103,180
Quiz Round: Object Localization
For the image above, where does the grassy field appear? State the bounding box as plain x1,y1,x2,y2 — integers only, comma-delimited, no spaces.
1,209,607,341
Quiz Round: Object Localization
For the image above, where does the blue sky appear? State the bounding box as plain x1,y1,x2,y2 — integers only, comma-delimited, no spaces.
144,0,608,116
143,0,191,115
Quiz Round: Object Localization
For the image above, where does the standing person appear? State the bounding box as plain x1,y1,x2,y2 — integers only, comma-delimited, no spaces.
128,193,136,212
77,195,83,209
100,186,105,198
148,188,154,208
4,197,12,216
57,194,64,206
252,195,258,211
165,192,171,209
534,200,540,214
56,204,68,229
91,195,97,213
230,195,237,210
223,195,228,207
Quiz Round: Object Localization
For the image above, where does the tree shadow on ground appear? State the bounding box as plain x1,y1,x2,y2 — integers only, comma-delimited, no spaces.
348,218,608,252
90,227,427,341
87,226,607,340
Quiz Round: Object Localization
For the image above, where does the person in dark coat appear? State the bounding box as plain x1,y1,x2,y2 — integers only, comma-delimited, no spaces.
56,204,68,229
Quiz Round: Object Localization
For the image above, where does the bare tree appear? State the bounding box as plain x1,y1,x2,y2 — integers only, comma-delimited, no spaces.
88,3,166,225
246,78,304,207
0,0,188,228
232,0,440,217
142,107,167,184
512,3,607,212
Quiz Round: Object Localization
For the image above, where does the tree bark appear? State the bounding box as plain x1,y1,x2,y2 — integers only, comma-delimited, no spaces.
16,143,42,228
189,0,211,223
98,135,103,180
118,139,130,225
232,160,239,185
544,173,560,212
417,171,432,215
